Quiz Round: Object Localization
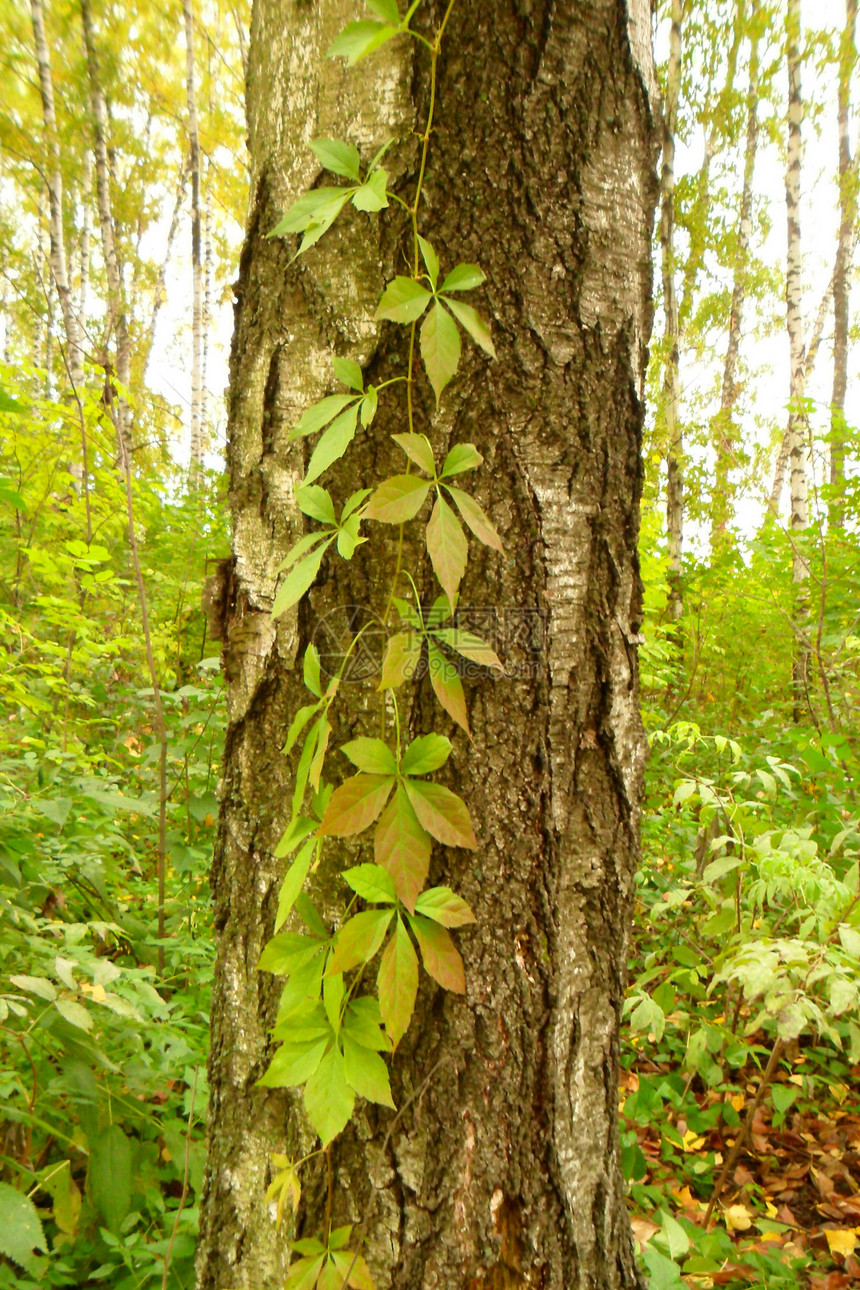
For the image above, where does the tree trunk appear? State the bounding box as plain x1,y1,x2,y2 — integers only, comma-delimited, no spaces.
830,0,857,531
785,0,810,721
184,0,205,483
711,12,760,551
661,0,683,624
195,1,657,1288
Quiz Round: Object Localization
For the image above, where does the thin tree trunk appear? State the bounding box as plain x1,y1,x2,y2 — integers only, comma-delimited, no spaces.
78,149,92,324
711,13,760,549
143,160,189,381
202,158,213,445
29,0,86,466
662,0,684,623
785,0,810,721
195,0,657,1287
184,0,205,484
830,0,857,530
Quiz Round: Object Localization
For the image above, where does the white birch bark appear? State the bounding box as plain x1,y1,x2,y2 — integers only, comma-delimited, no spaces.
661,0,683,622
830,0,857,530
184,0,205,483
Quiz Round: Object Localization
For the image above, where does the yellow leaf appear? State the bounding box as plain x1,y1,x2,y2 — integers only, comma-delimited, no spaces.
825,1228,859,1257
682,1130,706,1152
723,1204,753,1233
90,984,106,1003
788,1074,804,1086
730,1093,745,1112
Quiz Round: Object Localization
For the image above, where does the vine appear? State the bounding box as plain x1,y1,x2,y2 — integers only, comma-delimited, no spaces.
259,3,502,1284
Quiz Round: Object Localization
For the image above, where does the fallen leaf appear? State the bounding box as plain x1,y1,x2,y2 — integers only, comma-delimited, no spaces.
826,1229,860,1259
724,1204,754,1233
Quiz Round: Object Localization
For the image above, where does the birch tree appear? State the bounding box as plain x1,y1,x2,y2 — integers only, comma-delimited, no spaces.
194,0,658,1287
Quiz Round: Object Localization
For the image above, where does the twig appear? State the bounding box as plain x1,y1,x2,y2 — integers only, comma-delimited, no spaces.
161,1068,198,1290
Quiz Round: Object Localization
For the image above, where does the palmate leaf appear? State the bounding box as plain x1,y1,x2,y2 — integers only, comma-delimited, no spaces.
392,431,436,476
272,538,333,619
443,296,497,359
439,263,485,292
379,630,423,689
418,235,439,289
400,733,452,775
415,886,476,928
304,1047,355,1145
327,18,399,64
374,784,432,911
427,641,470,736
259,1035,330,1088
440,443,482,477
410,916,466,993
445,484,503,550
420,302,461,405
285,1253,326,1290
327,909,393,975
343,996,391,1051
375,276,432,323
332,356,364,391
342,1033,395,1107
426,494,467,603
431,627,504,673
404,779,477,849
331,1250,376,1290
304,403,360,484
352,168,388,211
291,394,357,439
318,773,395,836
339,737,397,775
365,475,431,523
309,138,361,182
342,863,397,904
377,916,419,1046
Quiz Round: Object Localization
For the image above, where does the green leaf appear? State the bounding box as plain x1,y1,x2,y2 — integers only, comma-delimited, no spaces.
392,432,436,476
367,0,399,21
9,974,56,1001
309,138,361,181
377,917,419,1047
415,887,476,928
343,997,392,1051
303,644,323,696
409,915,466,992
374,784,432,911
309,715,331,791
337,513,365,560
431,627,503,673
427,641,470,735
426,494,467,603
418,235,439,289
340,737,397,775
342,1033,395,1106
420,302,461,405
272,539,332,618
269,187,350,237
375,276,432,324
324,970,345,1033
327,19,398,64
88,1125,131,1232
292,1237,326,1256
342,863,397,904
404,779,477,849
296,485,337,526
443,297,497,358
439,263,486,292
303,1047,355,1144
343,488,373,519
352,167,388,211
0,389,26,414
318,1258,343,1290
260,933,326,975
379,631,423,690
319,774,395,836
329,1226,353,1251
365,475,431,523
440,443,483,477
0,1183,47,1269
285,706,321,756
259,1036,330,1088
444,485,502,550
401,734,452,776
291,394,358,439
332,357,364,392
285,1253,326,1290
304,404,360,484
328,909,393,974
278,531,329,574
54,999,93,1030
360,386,378,427
275,840,316,931
839,924,860,957
331,1250,376,1290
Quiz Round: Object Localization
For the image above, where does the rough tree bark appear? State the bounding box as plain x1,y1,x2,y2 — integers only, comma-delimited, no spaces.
195,0,657,1287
